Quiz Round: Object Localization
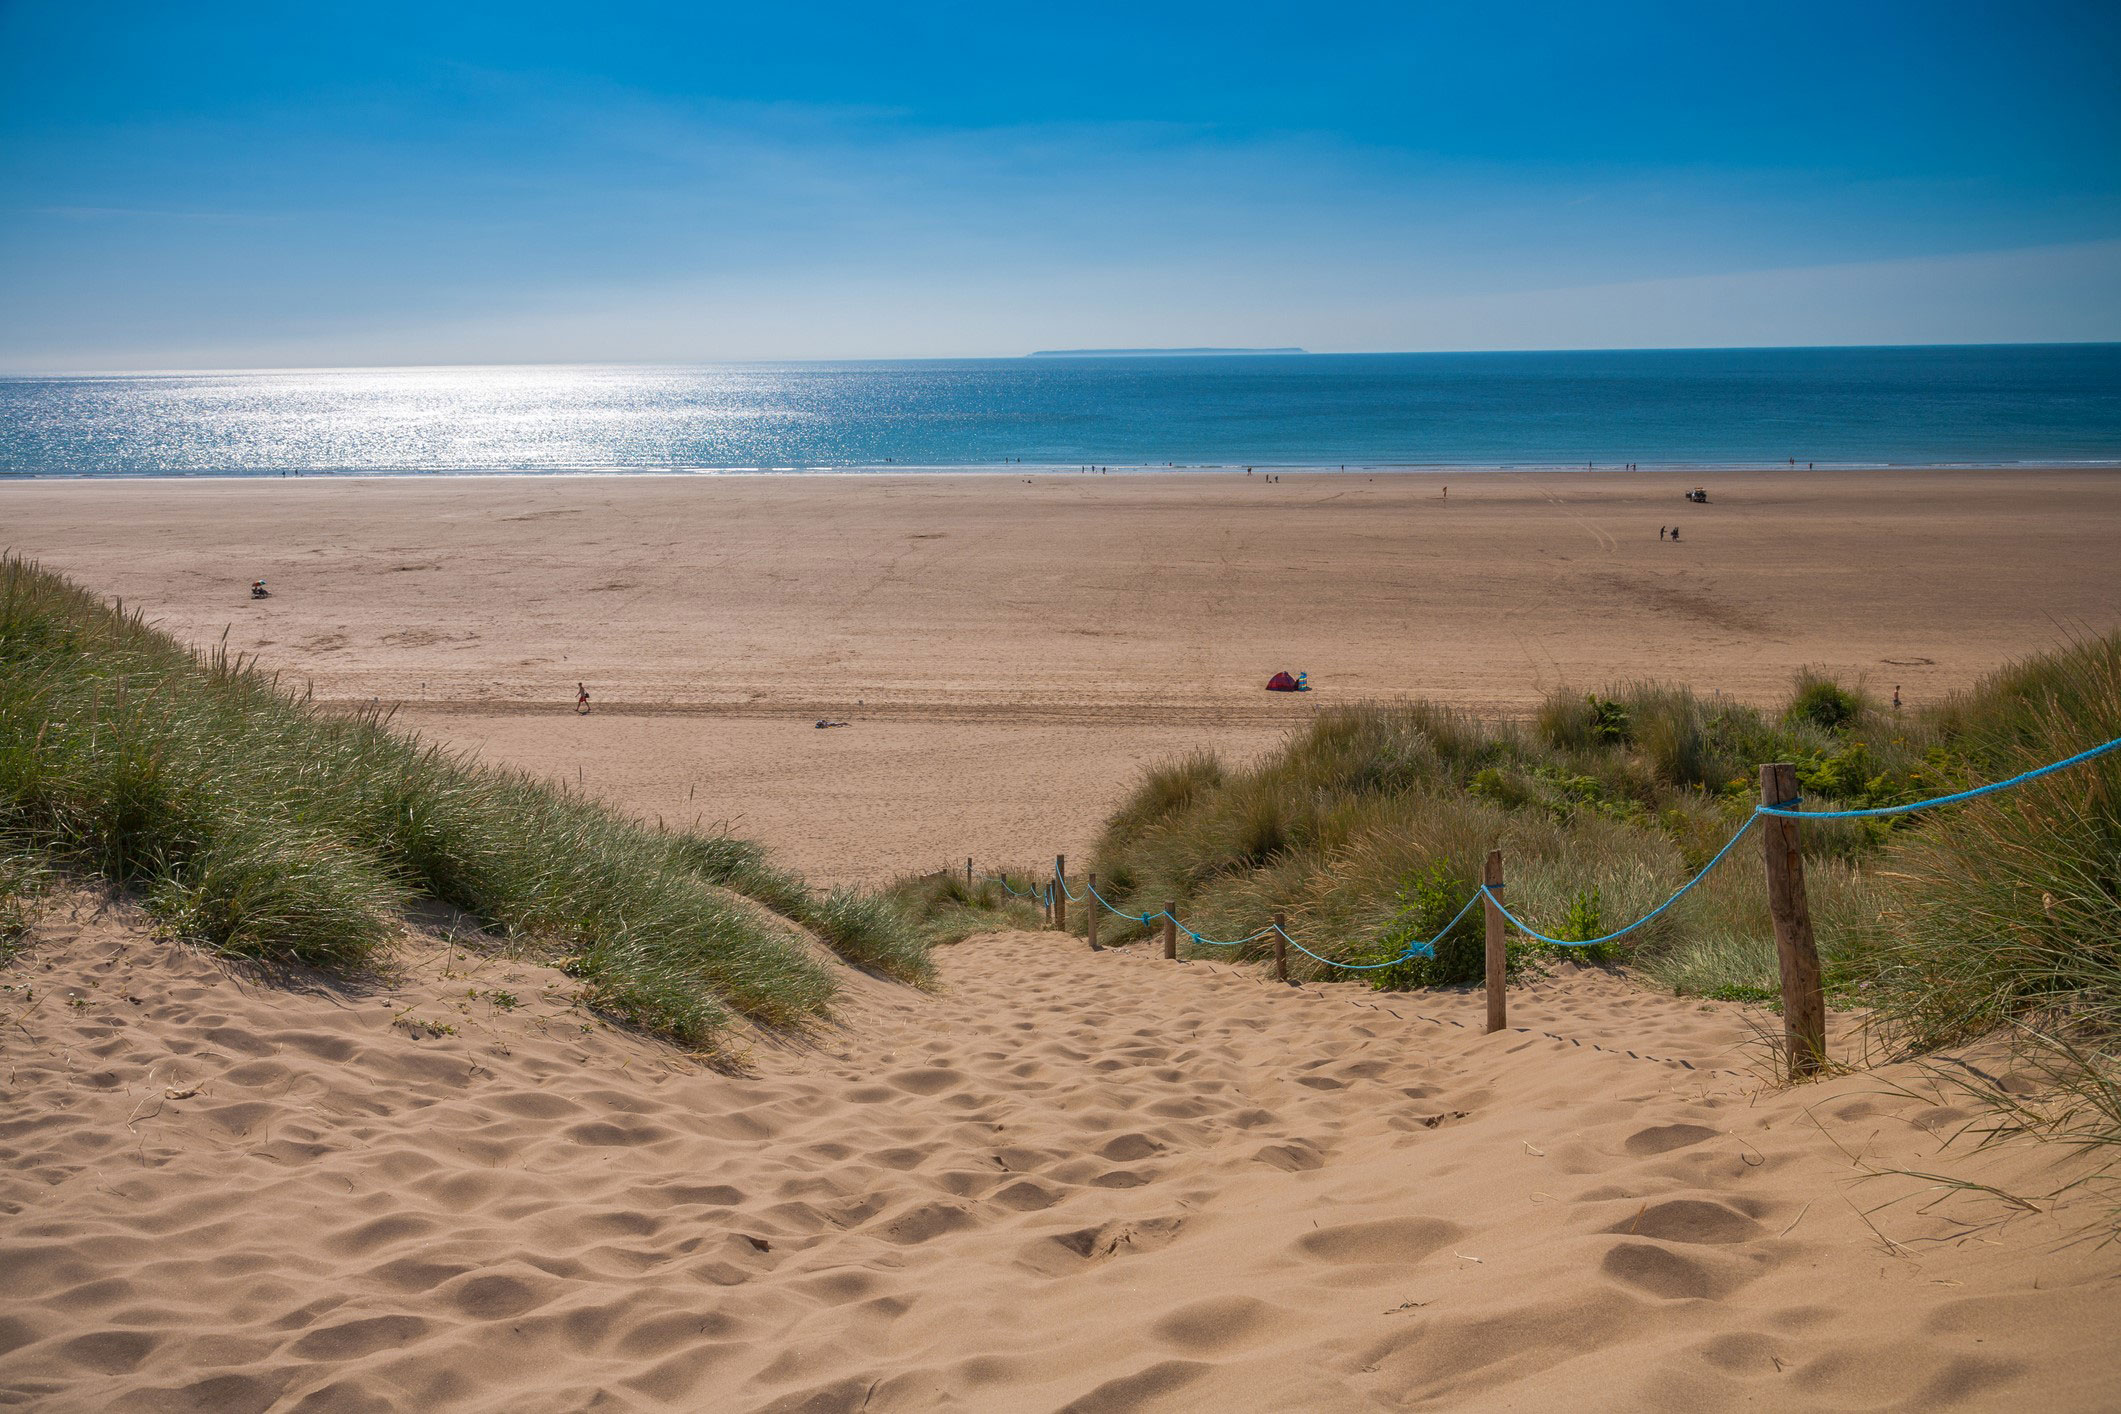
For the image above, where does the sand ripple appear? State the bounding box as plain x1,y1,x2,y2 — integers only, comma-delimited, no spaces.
3,903,2117,1411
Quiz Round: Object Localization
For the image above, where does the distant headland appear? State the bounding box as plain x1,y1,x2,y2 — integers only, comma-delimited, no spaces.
1025,347,1307,358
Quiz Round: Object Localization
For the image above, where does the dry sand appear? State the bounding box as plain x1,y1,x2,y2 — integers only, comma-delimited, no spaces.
6,469,2121,1410
3,899,2116,1412
5,468,2118,881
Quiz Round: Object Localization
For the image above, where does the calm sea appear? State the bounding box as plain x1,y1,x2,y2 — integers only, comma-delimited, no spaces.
2,345,2117,477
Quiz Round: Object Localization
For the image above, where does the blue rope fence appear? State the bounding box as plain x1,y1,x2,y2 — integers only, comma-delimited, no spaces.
1477,811,1761,949
984,734,2120,972
1278,893,1482,971
1753,736,2121,820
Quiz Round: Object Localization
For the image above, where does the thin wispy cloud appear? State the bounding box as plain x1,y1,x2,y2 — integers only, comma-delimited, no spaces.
2,2,2116,369
31,205,269,222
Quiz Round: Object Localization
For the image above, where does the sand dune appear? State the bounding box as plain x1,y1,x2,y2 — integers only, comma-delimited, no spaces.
4,898,2115,1411
6,469,2118,881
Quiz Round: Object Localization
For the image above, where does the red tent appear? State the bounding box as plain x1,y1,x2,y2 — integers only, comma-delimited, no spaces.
1266,671,1299,691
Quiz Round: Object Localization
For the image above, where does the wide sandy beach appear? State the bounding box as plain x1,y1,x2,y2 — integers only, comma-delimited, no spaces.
6,897,2119,1411
6,467,2121,1410
6,468,2117,881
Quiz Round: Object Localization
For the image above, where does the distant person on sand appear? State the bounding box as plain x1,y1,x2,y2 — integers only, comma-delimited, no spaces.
1669,526,1680,541
1893,685,1903,711
575,682,590,715
1659,526,1666,540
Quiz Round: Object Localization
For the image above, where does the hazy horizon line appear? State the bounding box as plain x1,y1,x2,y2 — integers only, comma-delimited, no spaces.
4,338,2118,379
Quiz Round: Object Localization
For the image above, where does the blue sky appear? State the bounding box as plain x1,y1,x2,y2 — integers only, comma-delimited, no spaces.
2,1,2118,368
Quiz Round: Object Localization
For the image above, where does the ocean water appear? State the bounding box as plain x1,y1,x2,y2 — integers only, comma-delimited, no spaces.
2,345,2117,477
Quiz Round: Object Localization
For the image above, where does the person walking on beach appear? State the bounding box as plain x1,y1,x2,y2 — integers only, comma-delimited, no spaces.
1659,526,1667,540
1892,685,1903,711
575,682,591,715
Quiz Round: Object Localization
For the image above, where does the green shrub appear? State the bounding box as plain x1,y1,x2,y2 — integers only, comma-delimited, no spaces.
1468,767,1530,809
1365,862,1484,989
1786,670,1869,733
1537,691,1632,751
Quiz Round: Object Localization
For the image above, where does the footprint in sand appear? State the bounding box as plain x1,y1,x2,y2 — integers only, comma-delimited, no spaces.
52,1329,157,1376
1622,1122,1720,1157
363,1257,472,1293
1150,1295,1281,1354
886,1066,963,1095
1252,1140,1325,1172
1097,1133,1162,1162
288,1314,431,1361
1019,1217,1186,1277
445,1270,556,1320
1601,1242,1734,1301
1294,1216,1461,1266
1056,1360,1213,1413
990,1179,1065,1212
874,1200,981,1245
1604,1198,1764,1245
322,1212,444,1258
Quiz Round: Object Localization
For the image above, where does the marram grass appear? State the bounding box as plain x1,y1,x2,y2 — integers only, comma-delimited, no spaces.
0,556,927,1046
1035,639,2121,1087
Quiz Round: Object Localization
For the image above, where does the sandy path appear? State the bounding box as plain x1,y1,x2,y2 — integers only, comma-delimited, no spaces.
4,905,2115,1412
6,469,2118,880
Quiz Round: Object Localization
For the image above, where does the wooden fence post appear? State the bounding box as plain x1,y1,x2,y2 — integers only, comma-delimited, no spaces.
1273,911,1288,983
1760,763,1826,1078
1163,903,1177,961
1086,874,1101,950
966,856,973,887
1484,849,1506,1034
1053,855,1067,935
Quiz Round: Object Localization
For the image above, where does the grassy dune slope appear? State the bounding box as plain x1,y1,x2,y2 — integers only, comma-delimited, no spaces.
0,556,927,1046
1053,638,2120,1122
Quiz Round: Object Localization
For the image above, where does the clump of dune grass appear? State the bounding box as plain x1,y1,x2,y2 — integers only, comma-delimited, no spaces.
1785,668,1873,733
1082,692,1850,982
0,846,46,962
1811,635,2121,1180
0,556,927,1044
1081,645,2117,1020
1848,636,2121,1052
1067,633,2121,1157
884,869,1043,946
667,833,932,982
